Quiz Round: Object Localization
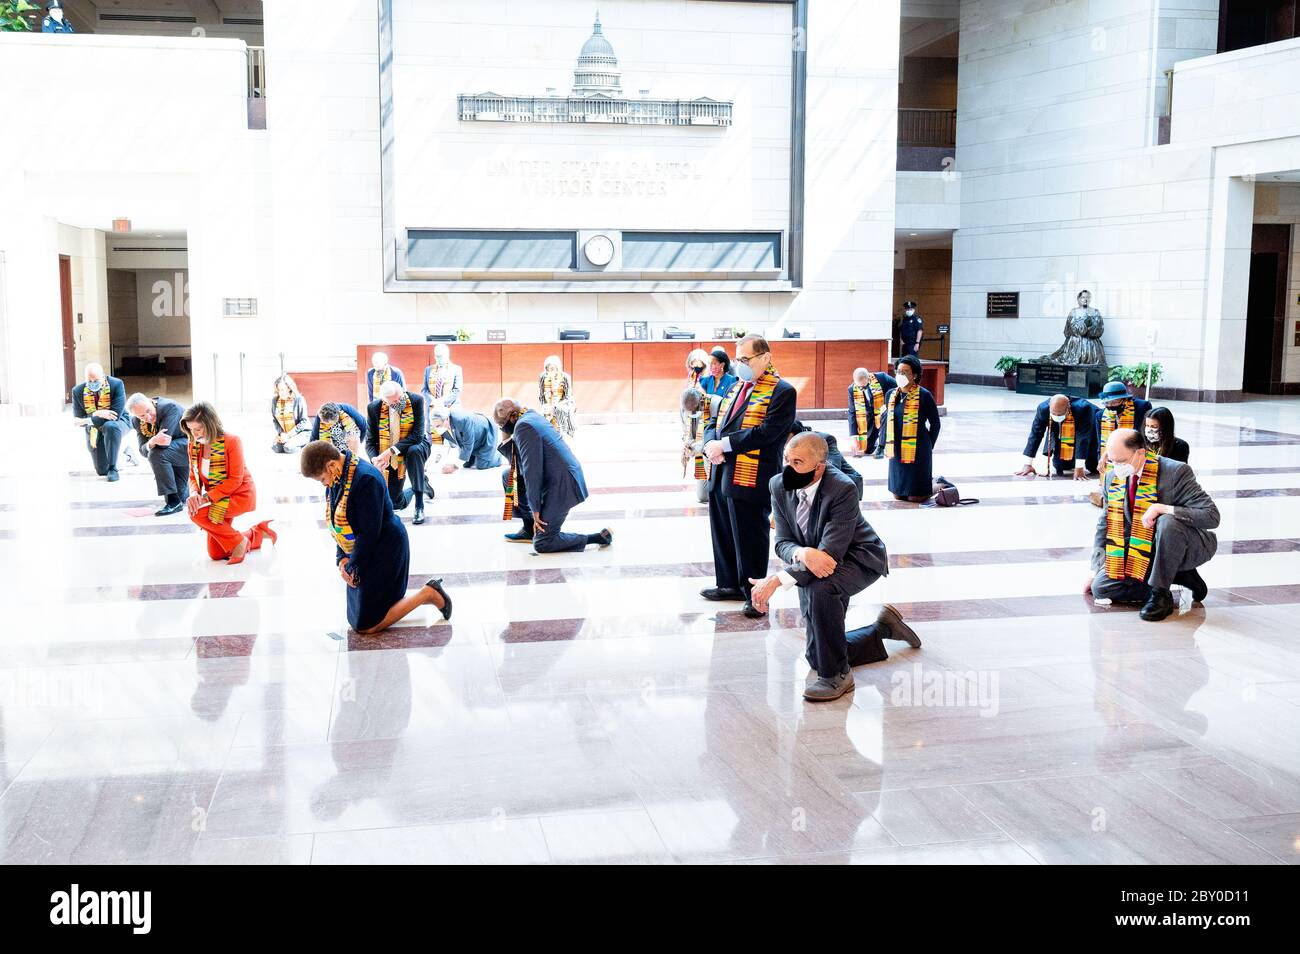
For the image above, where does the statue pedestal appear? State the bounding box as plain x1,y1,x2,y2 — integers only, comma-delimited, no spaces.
1016,362,1106,398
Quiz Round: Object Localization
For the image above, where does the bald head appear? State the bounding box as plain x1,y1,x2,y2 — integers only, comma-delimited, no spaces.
493,397,522,430
1107,428,1145,467
84,363,105,382
371,352,389,370
1048,394,1069,416
853,367,870,386
785,431,827,467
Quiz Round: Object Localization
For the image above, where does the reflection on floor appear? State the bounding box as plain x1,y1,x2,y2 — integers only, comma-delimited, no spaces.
1,385,1297,864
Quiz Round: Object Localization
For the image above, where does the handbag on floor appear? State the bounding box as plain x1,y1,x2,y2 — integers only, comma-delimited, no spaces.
931,476,979,507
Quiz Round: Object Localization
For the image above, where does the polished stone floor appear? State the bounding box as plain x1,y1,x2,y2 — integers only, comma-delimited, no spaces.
1,384,1298,864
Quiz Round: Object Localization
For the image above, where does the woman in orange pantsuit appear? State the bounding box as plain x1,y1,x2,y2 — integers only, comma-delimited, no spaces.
181,402,275,565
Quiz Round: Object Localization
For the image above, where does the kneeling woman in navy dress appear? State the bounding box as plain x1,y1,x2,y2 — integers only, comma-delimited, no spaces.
300,440,452,634
881,354,941,502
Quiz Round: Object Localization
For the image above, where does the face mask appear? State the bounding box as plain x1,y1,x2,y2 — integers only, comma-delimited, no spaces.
1111,462,1135,480
782,465,817,492
501,417,517,435
905,309,915,316
1144,429,1160,444
735,361,756,382
1051,413,1067,424
87,379,103,392
898,373,912,388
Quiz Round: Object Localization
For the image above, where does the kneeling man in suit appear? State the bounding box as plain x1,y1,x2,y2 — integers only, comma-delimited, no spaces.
1089,428,1218,621
494,398,612,554
749,432,922,702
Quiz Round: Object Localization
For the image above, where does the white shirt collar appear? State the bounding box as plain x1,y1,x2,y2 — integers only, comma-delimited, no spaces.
798,476,822,502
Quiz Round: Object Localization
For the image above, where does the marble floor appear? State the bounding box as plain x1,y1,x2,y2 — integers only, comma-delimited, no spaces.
1,384,1298,864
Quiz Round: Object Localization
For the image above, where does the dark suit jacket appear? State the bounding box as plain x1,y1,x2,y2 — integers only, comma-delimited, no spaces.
1090,457,1220,572
846,374,896,436
704,376,797,502
447,409,500,468
366,366,406,402
365,392,428,459
1095,397,1152,445
131,397,189,459
71,377,126,423
513,409,588,516
311,403,368,443
421,363,463,407
770,467,889,586
1024,398,1097,462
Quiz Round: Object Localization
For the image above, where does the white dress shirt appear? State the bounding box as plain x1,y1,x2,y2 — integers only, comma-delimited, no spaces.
777,475,822,590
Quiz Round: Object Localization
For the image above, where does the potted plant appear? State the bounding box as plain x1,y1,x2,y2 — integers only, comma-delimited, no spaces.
1108,362,1163,394
732,327,746,339
1,1,39,31
454,327,474,342
994,355,1021,390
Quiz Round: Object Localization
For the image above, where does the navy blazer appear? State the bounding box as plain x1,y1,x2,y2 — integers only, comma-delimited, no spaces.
1023,398,1097,462
311,403,368,443
71,377,126,422
703,375,798,502
512,409,588,516
366,366,406,402
770,466,889,585
847,374,896,436
365,393,429,458
1095,397,1152,445
446,409,500,468
131,397,188,457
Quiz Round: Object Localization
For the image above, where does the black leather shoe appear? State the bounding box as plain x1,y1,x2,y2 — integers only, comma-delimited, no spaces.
106,469,120,482
872,448,885,459
424,486,435,500
154,502,184,517
700,587,745,602
877,603,921,648
425,578,452,621
1173,568,1208,603
1139,586,1176,621
504,528,534,542
593,528,613,548
413,507,425,525
741,601,767,619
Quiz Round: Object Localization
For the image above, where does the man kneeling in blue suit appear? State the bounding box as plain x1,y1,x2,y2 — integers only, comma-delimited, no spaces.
493,398,612,554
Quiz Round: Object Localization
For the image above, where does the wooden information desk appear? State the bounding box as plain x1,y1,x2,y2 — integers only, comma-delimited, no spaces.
290,340,945,417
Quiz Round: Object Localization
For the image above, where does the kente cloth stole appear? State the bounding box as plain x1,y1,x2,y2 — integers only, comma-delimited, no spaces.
1105,452,1160,581
373,366,390,395
731,366,780,488
190,437,231,524
378,395,415,479
542,374,566,427
693,393,712,480
885,386,921,464
851,385,870,450
320,417,357,450
327,454,358,555
1057,411,1075,459
428,371,446,444
83,384,111,448
275,398,297,435
139,415,156,439
1100,400,1134,447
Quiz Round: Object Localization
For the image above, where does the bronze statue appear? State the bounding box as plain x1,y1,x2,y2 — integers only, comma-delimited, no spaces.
1041,289,1105,366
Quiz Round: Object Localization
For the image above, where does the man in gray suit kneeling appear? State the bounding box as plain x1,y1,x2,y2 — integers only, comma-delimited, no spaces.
1090,428,1219,621
749,432,921,702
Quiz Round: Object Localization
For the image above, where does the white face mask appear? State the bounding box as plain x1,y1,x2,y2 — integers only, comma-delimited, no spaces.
1145,429,1160,444
905,309,915,317
897,372,912,388
1111,461,1136,480
1050,413,1067,424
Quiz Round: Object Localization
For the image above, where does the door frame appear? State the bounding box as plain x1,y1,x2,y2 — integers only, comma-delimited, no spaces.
59,254,75,398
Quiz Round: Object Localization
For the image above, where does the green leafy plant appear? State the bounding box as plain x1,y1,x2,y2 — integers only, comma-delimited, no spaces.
994,355,1021,374
1108,362,1163,388
732,327,746,339
1,1,39,31
454,327,474,342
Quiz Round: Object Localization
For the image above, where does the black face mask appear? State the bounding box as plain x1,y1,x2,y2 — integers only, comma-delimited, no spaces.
501,417,517,435
782,465,817,492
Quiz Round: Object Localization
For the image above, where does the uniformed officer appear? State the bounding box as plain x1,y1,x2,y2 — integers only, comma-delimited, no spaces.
42,0,75,32
899,300,923,359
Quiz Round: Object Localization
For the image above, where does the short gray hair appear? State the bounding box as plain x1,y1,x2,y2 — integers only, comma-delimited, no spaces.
379,380,403,400
786,430,827,463
126,392,152,412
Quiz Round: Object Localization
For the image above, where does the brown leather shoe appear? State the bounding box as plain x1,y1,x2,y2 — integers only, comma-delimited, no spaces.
877,603,921,648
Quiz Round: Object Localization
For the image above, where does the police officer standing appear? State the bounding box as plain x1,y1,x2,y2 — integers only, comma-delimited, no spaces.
899,300,923,359
42,0,75,32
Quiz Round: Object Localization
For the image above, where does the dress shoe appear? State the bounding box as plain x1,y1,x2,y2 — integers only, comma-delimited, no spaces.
1139,586,1176,621
741,601,766,619
872,447,885,459
154,502,184,517
504,527,534,542
700,587,744,602
424,486,435,500
413,507,425,526
804,670,854,702
1173,568,1208,603
877,603,922,648
425,578,452,621
248,519,277,550
589,528,613,548
106,469,120,482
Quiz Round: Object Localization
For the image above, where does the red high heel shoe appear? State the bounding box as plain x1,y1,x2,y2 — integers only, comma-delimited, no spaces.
227,536,250,566
247,519,278,551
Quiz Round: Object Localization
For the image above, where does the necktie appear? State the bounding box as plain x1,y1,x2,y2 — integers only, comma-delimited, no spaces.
796,489,811,538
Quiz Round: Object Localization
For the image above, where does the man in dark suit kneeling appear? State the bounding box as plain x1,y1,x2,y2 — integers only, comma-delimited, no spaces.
494,398,612,554
749,432,922,702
